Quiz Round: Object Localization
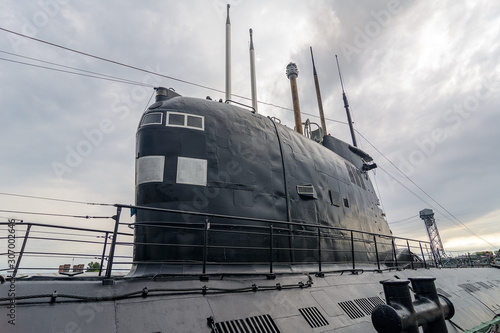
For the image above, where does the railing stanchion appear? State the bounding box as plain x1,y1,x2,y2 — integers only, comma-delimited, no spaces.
419,242,427,269
104,206,122,284
406,240,414,269
392,238,398,268
351,230,355,270
13,224,31,278
317,228,322,273
374,235,380,271
269,224,273,274
203,217,209,274
99,232,109,276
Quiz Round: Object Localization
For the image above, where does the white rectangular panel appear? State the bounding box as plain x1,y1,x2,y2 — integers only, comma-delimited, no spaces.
176,157,207,186
136,156,165,185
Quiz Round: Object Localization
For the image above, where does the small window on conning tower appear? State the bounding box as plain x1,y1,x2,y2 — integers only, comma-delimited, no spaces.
187,115,203,129
141,112,163,126
168,113,184,126
166,112,204,131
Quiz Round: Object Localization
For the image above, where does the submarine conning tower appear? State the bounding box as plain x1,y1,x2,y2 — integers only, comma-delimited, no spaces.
131,87,391,276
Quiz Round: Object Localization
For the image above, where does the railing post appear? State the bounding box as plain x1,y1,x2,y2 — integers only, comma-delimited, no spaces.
317,228,322,273
202,217,209,274
269,224,273,274
373,235,380,271
98,232,109,277
392,238,398,268
406,240,414,269
419,242,427,269
104,206,121,284
13,224,31,278
351,230,355,270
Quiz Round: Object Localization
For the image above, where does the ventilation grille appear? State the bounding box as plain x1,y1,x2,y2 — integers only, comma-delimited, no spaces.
459,283,480,293
299,307,329,328
368,296,385,307
297,185,317,199
338,297,385,320
354,298,377,315
338,301,365,319
215,314,281,333
436,288,452,298
477,281,493,289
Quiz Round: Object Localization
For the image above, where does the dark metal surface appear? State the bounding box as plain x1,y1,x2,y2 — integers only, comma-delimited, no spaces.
133,95,394,272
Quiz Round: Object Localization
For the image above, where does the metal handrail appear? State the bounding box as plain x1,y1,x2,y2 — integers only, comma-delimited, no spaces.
0,204,437,280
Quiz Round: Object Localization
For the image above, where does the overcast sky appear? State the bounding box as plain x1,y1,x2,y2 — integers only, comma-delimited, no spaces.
1,0,499,257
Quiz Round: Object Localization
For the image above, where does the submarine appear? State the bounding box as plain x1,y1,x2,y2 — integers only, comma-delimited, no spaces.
1,6,499,333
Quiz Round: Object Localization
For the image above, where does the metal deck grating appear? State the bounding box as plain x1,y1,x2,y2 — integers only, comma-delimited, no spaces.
354,298,377,315
299,306,329,328
215,314,281,333
477,281,493,289
338,300,365,319
458,283,480,293
368,296,385,307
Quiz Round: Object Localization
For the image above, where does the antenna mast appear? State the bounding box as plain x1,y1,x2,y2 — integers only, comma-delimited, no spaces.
310,47,326,135
286,63,303,134
249,29,258,113
335,55,358,147
225,4,231,103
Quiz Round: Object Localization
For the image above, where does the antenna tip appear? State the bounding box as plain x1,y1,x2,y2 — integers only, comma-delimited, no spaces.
286,62,299,79
227,4,230,10
250,28,253,36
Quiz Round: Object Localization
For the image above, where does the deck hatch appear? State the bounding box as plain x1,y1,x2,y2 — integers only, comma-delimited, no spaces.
215,314,281,333
299,306,329,328
338,300,364,319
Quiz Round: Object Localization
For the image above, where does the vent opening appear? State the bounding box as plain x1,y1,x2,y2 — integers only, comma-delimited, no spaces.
297,184,317,199
299,307,329,328
214,314,281,333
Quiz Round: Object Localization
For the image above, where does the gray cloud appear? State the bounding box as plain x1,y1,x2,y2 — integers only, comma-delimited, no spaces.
0,0,499,253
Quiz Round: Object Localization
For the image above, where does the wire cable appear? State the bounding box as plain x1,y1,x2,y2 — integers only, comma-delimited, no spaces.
0,209,113,220
1,27,495,247
0,192,112,206
357,132,497,248
389,215,419,224
0,49,150,86
0,27,349,125
0,57,154,87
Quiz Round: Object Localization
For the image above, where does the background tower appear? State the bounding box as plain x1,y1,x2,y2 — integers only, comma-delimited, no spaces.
419,208,447,266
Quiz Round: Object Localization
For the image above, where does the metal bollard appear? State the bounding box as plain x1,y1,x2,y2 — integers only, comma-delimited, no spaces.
372,277,454,333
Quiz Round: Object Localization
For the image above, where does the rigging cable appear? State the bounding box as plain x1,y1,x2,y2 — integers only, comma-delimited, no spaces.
0,49,150,86
0,27,348,125
0,209,113,220
0,27,495,247
0,57,153,87
356,132,497,248
0,192,112,206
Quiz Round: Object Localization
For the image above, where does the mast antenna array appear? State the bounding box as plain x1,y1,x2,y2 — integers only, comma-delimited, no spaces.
335,55,358,147
310,47,327,135
225,4,231,103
